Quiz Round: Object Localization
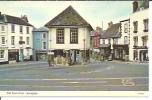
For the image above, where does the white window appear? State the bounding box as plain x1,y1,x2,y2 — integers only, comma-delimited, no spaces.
124,36,128,44
1,26,5,32
11,36,15,45
20,36,23,41
102,39,105,44
20,26,23,33
134,36,138,46
1,37,5,44
0,50,4,58
114,38,118,44
70,28,78,44
56,28,64,44
143,19,148,32
26,37,29,45
11,24,15,33
42,33,46,39
124,23,128,33
42,42,46,49
26,27,29,34
108,39,111,44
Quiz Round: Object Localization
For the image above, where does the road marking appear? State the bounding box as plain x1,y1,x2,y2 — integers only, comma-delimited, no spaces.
63,81,107,84
80,66,114,74
0,65,48,71
0,84,148,87
0,77,148,81
121,78,135,86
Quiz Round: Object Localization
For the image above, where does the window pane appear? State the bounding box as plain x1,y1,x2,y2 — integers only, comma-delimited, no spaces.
70,28,78,43
56,28,64,44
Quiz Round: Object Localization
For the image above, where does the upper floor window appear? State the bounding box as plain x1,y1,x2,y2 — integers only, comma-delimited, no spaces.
0,50,4,58
142,36,148,46
42,42,46,49
108,39,111,44
42,33,46,39
133,21,138,33
11,24,15,33
20,26,23,33
124,23,128,33
26,37,29,45
1,37,5,44
124,36,128,44
1,26,5,32
11,36,15,45
102,39,105,44
56,28,64,44
70,28,78,44
26,27,29,34
143,19,148,32
20,36,23,41
113,38,118,44
134,36,138,46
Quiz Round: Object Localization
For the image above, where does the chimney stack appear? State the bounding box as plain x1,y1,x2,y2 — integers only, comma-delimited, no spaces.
133,1,138,13
21,15,28,22
108,21,113,28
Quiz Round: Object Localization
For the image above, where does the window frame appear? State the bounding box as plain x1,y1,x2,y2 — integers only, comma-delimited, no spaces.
42,41,46,49
56,28,64,44
11,36,15,45
26,37,30,45
124,36,128,44
143,19,148,32
20,26,23,34
11,24,15,33
1,25,5,32
26,26,29,34
133,21,138,33
70,28,78,44
1,37,5,44
0,50,4,58
124,23,128,33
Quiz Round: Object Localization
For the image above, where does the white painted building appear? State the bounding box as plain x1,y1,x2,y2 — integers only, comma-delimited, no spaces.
129,1,149,62
0,13,33,63
45,6,93,65
0,17,8,64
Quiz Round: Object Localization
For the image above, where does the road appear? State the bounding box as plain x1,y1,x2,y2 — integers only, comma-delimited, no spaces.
0,61,149,91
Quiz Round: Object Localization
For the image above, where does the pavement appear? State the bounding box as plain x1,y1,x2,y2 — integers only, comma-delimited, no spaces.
0,60,149,91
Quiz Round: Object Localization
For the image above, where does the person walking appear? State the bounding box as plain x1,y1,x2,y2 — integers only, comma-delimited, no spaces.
47,55,52,67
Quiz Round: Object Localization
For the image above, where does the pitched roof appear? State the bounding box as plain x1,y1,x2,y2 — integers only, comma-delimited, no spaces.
101,23,121,39
45,6,93,29
1,14,33,26
33,27,49,32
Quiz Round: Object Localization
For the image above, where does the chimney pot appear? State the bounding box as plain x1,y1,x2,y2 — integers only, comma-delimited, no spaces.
133,1,138,13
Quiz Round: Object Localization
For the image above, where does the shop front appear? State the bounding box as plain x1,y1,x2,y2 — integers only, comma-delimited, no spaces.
36,50,47,61
113,44,129,61
133,46,148,62
99,44,111,61
8,49,19,63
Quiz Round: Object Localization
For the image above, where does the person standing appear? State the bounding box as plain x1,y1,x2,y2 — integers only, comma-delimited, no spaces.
47,55,52,67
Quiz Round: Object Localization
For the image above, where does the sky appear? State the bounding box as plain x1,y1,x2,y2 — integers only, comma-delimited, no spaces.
0,1,133,29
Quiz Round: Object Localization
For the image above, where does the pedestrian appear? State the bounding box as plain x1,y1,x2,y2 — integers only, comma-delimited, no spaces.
51,54,55,66
47,55,52,67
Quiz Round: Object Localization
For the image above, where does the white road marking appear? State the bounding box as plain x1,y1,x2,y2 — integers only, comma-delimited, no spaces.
63,81,107,84
0,77,148,81
79,66,114,74
121,78,135,86
0,84,148,87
